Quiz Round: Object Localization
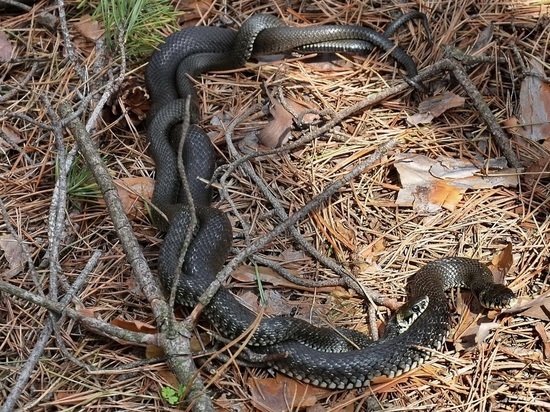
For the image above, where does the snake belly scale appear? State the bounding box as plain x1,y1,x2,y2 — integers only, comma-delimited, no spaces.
145,13,516,388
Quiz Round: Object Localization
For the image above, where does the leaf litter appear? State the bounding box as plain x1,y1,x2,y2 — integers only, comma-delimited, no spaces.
1,1,549,411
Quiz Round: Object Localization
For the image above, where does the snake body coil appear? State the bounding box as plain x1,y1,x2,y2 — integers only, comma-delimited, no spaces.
146,13,516,388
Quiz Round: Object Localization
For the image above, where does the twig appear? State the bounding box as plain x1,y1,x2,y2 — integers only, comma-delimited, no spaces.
85,28,128,133
42,94,74,302
0,320,53,412
198,138,399,310
58,103,215,411
0,61,38,103
172,96,196,312
221,105,388,304
207,49,518,316
49,250,103,371
0,250,101,412
0,196,44,295
56,0,85,80
439,56,521,168
249,254,345,288
0,280,156,345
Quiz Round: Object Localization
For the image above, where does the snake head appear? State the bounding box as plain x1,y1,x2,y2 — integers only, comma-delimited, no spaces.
478,284,517,309
385,295,430,337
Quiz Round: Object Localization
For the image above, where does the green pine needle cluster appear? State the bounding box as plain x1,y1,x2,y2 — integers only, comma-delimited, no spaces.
80,0,180,58
57,155,101,208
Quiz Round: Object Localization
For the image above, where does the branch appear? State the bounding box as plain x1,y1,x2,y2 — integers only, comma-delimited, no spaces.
57,103,215,411
207,49,520,314
198,138,399,311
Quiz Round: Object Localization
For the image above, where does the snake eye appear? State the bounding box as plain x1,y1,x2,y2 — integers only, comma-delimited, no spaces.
392,295,430,333
412,296,429,314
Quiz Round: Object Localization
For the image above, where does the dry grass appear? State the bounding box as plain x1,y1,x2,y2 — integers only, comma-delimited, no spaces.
1,0,549,411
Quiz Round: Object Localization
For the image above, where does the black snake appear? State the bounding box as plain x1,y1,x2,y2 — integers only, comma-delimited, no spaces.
145,13,516,388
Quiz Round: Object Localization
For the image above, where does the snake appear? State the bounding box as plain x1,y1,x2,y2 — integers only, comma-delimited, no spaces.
145,13,516,388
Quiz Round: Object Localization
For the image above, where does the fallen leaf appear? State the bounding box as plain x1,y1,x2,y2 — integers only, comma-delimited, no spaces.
157,369,180,389
231,265,296,288
500,344,543,361
248,375,331,411
280,248,307,264
407,92,465,125
471,22,494,53
125,276,146,299
455,311,506,351
232,265,300,288
238,290,291,316
534,322,550,359
0,235,25,278
237,291,261,312
524,156,550,185
0,31,13,62
145,345,164,359
503,290,550,321
258,92,319,148
518,58,550,141
0,124,24,150
112,81,149,123
77,308,96,318
237,131,262,154
474,321,502,344
394,153,519,212
258,100,293,148
490,243,513,283
114,176,154,215
111,317,157,334
54,390,98,406
407,111,435,125
75,14,104,41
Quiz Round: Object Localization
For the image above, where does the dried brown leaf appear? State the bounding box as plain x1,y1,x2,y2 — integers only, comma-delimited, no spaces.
280,248,307,263
471,22,494,53
0,31,13,62
518,58,550,141
111,317,157,334
157,369,180,388
232,264,298,289
75,14,104,41
0,235,25,277
500,344,544,361
395,153,519,212
77,308,96,318
259,94,319,148
474,321,501,344
125,276,146,299
0,124,23,150
524,156,550,184
534,322,550,359
238,289,291,316
114,176,154,215
258,100,293,148
408,92,465,125
487,244,514,283
491,243,513,274
502,289,550,319
248,375,331,411
54,390,98,406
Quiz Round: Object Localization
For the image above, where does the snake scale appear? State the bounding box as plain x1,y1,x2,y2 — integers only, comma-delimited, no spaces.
145,13,516,388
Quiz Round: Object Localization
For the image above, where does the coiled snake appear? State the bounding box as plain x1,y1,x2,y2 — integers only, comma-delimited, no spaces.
145,13,516,388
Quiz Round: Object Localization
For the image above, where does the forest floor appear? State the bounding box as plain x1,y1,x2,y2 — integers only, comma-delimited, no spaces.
1,0,549,411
